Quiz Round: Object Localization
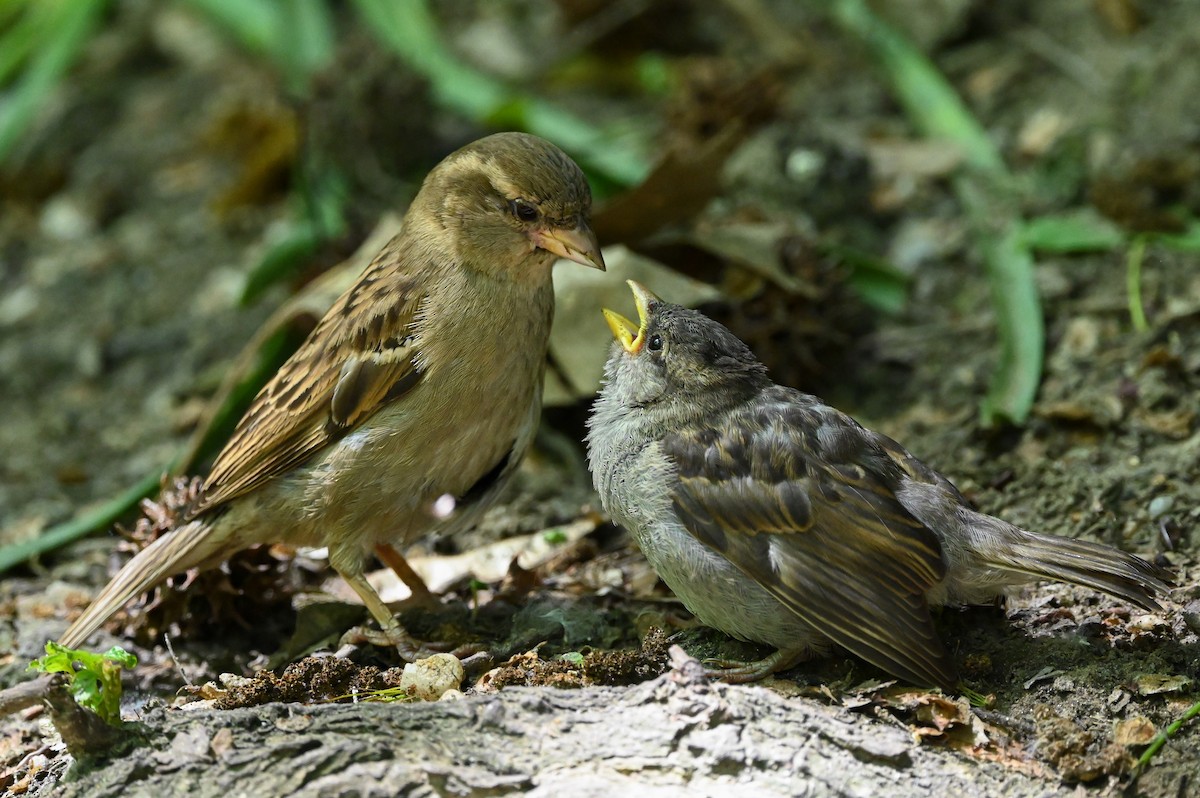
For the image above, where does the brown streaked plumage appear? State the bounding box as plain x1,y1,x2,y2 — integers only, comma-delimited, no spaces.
587,281,1170,689
61,132,605,658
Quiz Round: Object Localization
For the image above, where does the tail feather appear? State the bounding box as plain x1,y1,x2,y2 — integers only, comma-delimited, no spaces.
995,533,1170,612
59,520,224,649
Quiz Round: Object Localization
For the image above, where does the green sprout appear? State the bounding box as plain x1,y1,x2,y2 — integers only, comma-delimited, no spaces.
542,528,569,545
28,642,138,726
1136,698,1200,773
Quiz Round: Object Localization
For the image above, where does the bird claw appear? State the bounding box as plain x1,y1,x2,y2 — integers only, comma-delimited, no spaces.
700,648,805,684
337,625,486,664
701,658,776,684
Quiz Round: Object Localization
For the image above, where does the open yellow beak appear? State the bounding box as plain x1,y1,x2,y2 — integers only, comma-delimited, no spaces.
531,224,605,271
602,280,660,354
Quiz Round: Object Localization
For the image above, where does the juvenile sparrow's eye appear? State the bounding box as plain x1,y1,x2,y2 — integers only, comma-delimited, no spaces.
509,199,540,223
648,334,663,351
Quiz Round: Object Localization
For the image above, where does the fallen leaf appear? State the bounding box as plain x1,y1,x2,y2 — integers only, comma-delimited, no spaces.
545,246,720,404
1134,673,1193,696
1112,716,1156,747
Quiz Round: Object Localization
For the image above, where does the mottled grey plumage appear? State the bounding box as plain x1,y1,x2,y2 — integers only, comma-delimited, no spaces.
587,282,1170,689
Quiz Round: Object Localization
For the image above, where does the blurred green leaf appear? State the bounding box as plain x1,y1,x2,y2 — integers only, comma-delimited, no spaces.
0,0,106,164
0,4,44,86
1020,209,1125,253
180,0,278,56
0,468,163,575
634,53,674,95
965,192,1043,426
241,166,347,303
823,243,910,315
831,0,1042,426
28,642,138,725
1126,235,1148,333
351,0,650,187
239,223,325,305
830,0,1001,174
182,0,332,90
1155,219,1200,252
276,0,335,90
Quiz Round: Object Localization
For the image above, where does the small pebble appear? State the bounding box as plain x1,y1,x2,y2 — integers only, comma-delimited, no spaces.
1181,600,1200,635
399,653,464,701
1147,495,1174,520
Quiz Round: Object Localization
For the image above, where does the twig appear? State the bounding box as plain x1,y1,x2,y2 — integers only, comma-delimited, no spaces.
164,633,194,688
0,675,57,718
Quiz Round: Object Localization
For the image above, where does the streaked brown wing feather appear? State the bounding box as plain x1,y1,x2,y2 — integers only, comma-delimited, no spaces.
663,396,958,689
190,259,426,517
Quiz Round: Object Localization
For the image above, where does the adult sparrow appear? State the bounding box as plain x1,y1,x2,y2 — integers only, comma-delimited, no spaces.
60,132,605,659
587,281,1169,689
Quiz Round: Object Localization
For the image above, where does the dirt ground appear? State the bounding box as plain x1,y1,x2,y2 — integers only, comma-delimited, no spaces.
1,1,1198,795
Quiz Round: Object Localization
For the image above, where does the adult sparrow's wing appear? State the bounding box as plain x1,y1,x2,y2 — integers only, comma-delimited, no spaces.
662,392,957,689
190,254,426,517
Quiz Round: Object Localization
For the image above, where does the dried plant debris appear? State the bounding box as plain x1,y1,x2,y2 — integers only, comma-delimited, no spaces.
1033,704,1133,783
824,677,1172,783
107,477,322,646
477,627,670,691
202,99,299,216
304,27,436,217
704,234,877,395
591,62,782,245
208,656,405,709
1089,149,1200,233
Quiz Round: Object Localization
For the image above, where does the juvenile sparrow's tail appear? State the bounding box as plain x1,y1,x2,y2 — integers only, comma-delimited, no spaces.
58,520,224,649
987,527,1171,612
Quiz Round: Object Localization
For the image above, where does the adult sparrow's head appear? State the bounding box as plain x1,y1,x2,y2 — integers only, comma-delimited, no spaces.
413,132,604,279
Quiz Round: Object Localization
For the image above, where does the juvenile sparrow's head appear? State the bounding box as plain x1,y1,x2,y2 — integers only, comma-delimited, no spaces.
414,132,604,278
600,281,769,414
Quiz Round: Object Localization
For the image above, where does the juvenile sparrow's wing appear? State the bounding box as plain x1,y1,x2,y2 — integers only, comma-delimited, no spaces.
190,252,426,516
662,394,958,689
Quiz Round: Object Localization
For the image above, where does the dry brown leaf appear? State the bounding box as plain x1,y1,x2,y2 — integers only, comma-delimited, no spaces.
1112,716,1157,747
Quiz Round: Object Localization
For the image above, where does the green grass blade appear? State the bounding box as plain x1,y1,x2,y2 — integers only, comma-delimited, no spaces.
1154,219,1200,252
178,0,279,56
182,0,332,88
830,0,1001,174
240,165,347,303
0,0,106,164
830,0,1043,425
0,5,46,86
275,0,335,90
1136,697,1200,772
0,468,164,575
1020,209,1126,253
958,178,1044,425
1126,235,1148,333
350,0,649,187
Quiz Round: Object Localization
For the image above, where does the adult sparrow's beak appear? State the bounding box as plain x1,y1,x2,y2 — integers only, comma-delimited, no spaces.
531,223,606,270
602,280,659,354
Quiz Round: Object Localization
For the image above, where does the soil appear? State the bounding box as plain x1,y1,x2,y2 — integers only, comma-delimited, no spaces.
1,1,1198,796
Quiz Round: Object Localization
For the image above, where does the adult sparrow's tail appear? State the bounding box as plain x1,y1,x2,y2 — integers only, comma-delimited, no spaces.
58,521,226,649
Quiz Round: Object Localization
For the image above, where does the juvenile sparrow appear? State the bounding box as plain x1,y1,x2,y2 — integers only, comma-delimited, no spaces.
60,132,605,659
587,282,1169,689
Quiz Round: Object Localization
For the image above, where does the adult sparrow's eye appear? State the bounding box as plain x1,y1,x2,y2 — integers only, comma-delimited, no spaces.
509,199,540,223
648,334,663,351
